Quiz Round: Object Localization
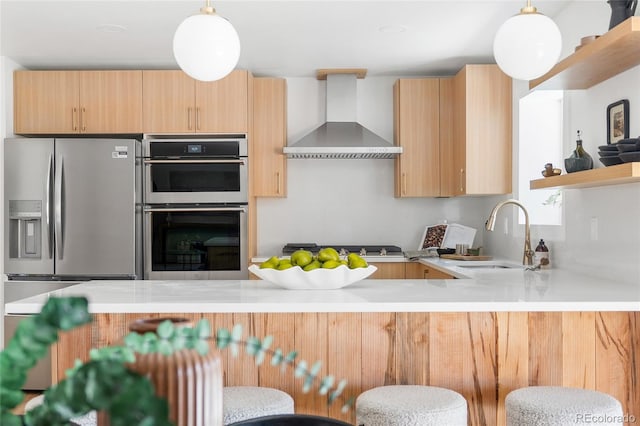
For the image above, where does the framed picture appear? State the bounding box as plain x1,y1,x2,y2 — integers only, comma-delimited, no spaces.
607,99,629,144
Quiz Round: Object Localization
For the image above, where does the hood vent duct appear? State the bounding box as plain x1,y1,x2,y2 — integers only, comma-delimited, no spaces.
283,69,402,159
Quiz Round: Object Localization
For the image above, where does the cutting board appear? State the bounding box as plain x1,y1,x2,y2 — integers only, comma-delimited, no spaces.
440,254,493,261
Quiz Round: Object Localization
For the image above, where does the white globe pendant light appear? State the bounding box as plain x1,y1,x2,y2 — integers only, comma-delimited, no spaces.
173,0,240,82
493,0,562,81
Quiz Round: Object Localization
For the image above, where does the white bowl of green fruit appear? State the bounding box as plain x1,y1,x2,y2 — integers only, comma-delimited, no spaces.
248,247,377,290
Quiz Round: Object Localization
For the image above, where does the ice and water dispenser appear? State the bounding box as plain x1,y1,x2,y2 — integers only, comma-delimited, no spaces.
9,200,42,259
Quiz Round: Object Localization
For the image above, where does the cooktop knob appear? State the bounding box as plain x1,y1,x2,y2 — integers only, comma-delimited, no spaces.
359,248,367,256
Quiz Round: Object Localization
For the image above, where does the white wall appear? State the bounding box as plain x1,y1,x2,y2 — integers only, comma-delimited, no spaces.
256,76,491,255
483,2,640,284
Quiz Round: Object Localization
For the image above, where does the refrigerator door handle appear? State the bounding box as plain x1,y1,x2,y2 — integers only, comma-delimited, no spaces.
46,153,54,259
55,156,64,260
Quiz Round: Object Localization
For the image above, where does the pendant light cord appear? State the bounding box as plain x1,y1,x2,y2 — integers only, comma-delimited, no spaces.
201,0,215,15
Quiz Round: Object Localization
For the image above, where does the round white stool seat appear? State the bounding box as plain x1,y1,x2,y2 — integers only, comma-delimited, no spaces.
25,394,97,426
223,386,295,425
355,385,468,426
506,386,624,426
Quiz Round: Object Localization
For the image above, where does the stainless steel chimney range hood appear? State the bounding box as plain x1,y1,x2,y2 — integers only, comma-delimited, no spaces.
283,69,402,159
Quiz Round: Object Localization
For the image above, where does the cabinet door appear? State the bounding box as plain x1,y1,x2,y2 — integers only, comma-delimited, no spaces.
464,65,512,195
14,71,80,134
394,79,440,197
142,70,195,133
452,65,512,196
195,70,248,133
405,262,454,279
369,262,406,279
79,71,142,133
252,78,287,197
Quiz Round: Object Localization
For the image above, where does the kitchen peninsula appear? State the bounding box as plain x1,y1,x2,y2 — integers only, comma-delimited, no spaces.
6,269,639,426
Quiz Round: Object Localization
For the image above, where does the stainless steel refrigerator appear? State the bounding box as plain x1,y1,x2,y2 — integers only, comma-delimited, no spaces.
4,138,142,280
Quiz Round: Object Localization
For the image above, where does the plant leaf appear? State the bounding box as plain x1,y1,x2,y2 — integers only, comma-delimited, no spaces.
319,375,335,395
215,327,231,349
329,379,347,404
194,340,209,356
229,324,243,357
341,396,356,413
271,348,283,366
245,336,260,356
156,320,174,339
294,360,307,378
195,319,211,339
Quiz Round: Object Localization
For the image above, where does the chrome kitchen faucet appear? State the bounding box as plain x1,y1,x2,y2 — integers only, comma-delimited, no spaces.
485,199,534,266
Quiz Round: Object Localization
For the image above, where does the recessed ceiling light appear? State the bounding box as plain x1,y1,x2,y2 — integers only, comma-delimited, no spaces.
96,24,127,33
378,25,407,33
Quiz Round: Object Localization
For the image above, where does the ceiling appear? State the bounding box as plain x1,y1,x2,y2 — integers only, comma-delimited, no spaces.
1,0,574,78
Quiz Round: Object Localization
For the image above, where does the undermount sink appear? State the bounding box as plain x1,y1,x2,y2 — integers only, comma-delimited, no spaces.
457,264,516,269
453,261,522,270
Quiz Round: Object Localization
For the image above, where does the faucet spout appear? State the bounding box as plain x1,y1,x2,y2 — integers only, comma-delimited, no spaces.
485,199,534,266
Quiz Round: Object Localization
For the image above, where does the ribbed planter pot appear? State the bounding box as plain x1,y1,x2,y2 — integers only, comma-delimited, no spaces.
98,317,223,426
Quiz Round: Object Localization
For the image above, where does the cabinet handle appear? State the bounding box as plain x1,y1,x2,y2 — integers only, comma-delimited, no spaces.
80,107,86,131
72,107,78,131
459,168,464,193
196,107,201,130
402,173,407,195
276,171,281,194
423,269,429,279
187,107,192,130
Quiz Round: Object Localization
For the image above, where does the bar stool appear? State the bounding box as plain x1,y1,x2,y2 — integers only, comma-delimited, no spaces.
223,386,295,425
506,386,624,426
25,394,97,426
355,385,468,426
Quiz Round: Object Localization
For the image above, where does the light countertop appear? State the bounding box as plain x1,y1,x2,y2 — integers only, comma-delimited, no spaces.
5,262,639,313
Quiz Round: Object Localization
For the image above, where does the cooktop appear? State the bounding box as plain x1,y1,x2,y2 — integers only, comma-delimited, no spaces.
282,243,403,257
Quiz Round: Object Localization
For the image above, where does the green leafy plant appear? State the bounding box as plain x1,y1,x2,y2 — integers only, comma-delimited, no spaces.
1,297,354,426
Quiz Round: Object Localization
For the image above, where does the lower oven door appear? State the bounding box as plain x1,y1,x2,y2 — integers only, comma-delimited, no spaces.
144,205,248,280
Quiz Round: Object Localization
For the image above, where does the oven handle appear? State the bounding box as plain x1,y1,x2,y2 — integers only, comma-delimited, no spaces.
144,206,247,213
143,159,246,165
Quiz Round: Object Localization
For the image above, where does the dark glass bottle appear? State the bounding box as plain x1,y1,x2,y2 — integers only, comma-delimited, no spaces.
534,239,550,269
573,130,593,168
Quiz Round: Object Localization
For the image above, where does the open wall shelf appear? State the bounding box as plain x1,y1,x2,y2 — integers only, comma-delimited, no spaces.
530,17,640,90
530,162,640,190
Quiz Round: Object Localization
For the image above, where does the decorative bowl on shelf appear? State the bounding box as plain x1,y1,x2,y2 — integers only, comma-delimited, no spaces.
564,157,592,173
248,264,377,290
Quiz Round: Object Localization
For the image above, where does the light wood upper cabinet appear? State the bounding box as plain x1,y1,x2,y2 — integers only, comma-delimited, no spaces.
394,78,441,197
451,64,512,196
142,71,195,133
14,70,142,134
142,69,249,134
252,78,287,197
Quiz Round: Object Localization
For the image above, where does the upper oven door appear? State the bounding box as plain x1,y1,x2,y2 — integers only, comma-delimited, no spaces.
143,137,248,204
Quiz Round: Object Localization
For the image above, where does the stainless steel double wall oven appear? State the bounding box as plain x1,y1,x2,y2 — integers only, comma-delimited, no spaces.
143,135,248,279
